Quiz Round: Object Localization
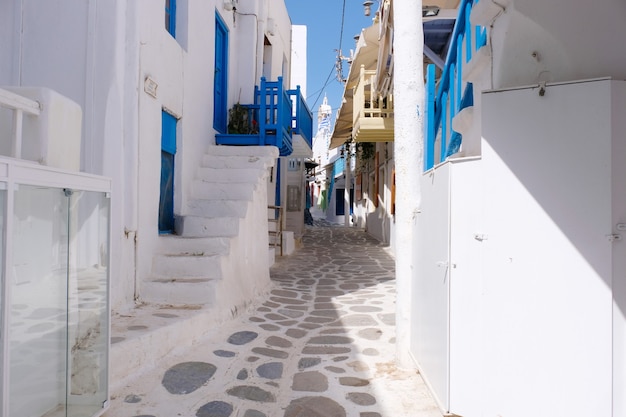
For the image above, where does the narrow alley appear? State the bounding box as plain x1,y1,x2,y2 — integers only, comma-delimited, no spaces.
104,223,442,417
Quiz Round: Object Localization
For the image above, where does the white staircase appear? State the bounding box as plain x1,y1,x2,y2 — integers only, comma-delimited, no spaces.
140,145,278,306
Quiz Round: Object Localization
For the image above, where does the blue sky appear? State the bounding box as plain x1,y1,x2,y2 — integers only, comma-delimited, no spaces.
284,0,377,129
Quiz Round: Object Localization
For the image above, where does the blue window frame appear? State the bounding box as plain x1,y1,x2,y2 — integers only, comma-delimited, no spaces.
165,0,176,37
213,12,229,133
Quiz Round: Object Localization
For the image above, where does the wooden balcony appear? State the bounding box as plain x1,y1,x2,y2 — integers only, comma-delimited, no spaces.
352,67,394,143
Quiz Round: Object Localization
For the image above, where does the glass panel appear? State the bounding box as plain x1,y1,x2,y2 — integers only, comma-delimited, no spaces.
9,185,69,417
66,189,109,417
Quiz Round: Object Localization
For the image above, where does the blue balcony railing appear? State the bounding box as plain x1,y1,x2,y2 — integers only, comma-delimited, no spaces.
216,76,310,156
287,86,313,149
425,0,487,170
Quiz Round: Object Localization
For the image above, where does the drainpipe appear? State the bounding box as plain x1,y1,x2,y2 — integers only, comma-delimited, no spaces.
393,0,423,369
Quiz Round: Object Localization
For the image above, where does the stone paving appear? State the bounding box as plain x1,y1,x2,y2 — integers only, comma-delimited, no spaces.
105,222,443,417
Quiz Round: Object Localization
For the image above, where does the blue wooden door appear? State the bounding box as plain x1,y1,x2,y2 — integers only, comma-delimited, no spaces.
159,111,177,233
213,13,228,133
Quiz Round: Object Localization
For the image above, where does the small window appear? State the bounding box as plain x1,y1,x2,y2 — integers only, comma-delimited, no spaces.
165,0,176,37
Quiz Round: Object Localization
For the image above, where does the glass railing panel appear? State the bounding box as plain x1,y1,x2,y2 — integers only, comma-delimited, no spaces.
66,189,110,417
8,185,69,417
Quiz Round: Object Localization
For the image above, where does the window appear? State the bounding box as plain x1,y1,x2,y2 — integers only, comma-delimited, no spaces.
165,0,176,37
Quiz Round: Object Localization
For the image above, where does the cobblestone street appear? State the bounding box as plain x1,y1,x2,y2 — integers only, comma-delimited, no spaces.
105,223,442,417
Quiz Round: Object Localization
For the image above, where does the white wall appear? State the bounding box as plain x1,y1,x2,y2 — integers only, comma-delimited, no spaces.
477,79,614,417
489,0,626,90
290,25,307,97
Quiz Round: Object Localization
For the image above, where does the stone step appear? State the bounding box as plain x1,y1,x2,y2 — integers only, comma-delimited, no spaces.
141,278,218,306
195,167,262,183
201,154,271,169
186,198,249,218
207,144,279,159
175,215,240,238
152,253,223,280
155,235,231,256
192,180,256,200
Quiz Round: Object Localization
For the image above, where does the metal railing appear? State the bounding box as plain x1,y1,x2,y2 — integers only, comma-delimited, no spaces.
425,0,487,170
287,85,313,149
0,88,41,159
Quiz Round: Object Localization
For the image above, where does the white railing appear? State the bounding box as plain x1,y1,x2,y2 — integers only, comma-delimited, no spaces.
0,88,41,159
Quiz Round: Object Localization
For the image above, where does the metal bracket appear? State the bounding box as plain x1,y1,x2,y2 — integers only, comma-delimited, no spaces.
606,234,622,242
474,234,488,242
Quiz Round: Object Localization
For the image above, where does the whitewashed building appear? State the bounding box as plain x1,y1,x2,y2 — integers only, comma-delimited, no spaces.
331,0,626,415
0,1,310,415
392,0,626,416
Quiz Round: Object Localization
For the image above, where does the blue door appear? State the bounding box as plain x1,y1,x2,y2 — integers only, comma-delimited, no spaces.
159,111,177,234
214,13,228,133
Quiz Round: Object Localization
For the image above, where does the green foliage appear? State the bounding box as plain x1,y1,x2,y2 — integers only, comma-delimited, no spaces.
228,103,254,134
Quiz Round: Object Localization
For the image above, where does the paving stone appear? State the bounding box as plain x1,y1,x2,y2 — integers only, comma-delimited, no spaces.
332,356,349,362
291,371,328,392
339,377,370,387
246,356,260,362
360,413,382,417
283,396,346,417
346,392,376,406
349,306,383,313
329,314,378,327
252,347,289,359
278,308,305,318
237,369,248,380
256,307,271,312
153,313,179,318
298,323,322,330
271,289,299,298
266,336,293,348
196,400,233,417
320,328,348,334
378,313,395,325
259,323,281,331
227,331,259,345
249,317,265,322
127,325,148,331
124,394,142,403
214,350,236,358
362,348,379,356
269,297,306,305
357,328,383,340
263,301,280,308
257,362,283,379
298,357,321,370
324,366,346,373
276,320,299,326
162,362,217,395
243,410,267,417
302,346,351,355
307,335,354,345
304,316,335,324
285,328,307,339
226,385,276,403
265,313,289,321
346,361,369,372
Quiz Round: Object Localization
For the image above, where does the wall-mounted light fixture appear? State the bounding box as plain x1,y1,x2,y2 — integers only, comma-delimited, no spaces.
422,5,440,17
